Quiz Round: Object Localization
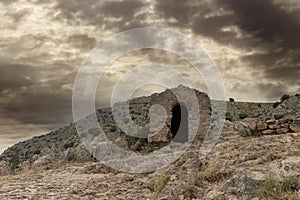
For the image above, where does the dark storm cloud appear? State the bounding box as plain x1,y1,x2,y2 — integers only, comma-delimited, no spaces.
216,0,300,50
67,34,97,51
0,62,39,93
54,0,147,31
256,82,288,100
3,88,72,125
0,62,75,126
155,0,198,27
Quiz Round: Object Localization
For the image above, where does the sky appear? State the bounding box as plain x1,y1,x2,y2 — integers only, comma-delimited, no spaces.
0,0,299,153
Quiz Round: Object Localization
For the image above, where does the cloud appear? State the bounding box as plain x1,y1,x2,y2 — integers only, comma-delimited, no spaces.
0,62,39,93
2,88,72,125
54,0,147,31
216,0,300,50
67,34,97,51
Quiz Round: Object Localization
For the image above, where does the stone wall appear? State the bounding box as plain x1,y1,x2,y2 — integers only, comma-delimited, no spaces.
235,118,300,136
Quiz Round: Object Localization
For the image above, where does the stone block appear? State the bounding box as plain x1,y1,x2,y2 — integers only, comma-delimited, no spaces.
262,130,275,135
276,128,289,134
257,122,268,130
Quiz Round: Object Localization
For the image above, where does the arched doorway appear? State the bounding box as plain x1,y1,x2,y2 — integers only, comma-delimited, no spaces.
171,104,188,143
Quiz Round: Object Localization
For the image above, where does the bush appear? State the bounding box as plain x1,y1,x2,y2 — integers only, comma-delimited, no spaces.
239,113,248,119
257,104,262,108
274,114,284,120
109,124,117,132
150,175,170,192
229,98,235,102
183,184,198,199
280,94,290,102
257,175,300,200
273,102,280,109
64,141,75,149
33,150,41,155
226,112,233,122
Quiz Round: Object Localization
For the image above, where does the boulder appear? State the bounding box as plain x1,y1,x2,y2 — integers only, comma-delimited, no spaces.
234,122,251,137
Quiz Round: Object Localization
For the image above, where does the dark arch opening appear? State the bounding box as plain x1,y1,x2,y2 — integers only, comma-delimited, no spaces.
171,104,188,143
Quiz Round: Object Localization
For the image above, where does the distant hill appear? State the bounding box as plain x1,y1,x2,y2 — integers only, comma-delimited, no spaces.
0,87,299,199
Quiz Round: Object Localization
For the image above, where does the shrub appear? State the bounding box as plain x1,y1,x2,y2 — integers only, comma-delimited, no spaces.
33,150,41,155
64,141,75,149
150,175,170,192
184,184,198,199
274,114,284,120
280,94,290,102
229,98,235,102
239,113,248,119
109,124,117,132
226,112,233,122
257,175,300,200
257,104,262,108
273,102,280,109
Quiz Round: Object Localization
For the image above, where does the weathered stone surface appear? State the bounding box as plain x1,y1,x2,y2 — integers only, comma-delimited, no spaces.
266,119,277,124
268,124,281,129
290,124,300,133
256,122,268,130
276,128,289,134
248,123,257,131
0,161,10,176
262,130,275,135
234,122,251,137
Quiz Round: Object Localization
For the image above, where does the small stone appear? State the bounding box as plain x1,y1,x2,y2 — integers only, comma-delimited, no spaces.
276,128,289,134
248,123,257,130
279,118,288,124
262,130,275,135
293,118,300,124
268,124,281,129
266,120,277,124
290,124,300,133
280,124,289,129
257,122,268,130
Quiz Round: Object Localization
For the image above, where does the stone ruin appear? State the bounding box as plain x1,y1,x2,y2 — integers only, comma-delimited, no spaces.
147,85,211,143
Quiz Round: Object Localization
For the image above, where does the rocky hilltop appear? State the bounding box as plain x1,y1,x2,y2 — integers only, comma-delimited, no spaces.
0,86,300,199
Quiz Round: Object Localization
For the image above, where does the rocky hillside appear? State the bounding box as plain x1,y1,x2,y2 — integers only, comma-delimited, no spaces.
0,87,299,199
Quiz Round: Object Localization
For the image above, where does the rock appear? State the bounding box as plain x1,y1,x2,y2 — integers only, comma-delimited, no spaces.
256,122,268,130
248,123,257,130
269,157,300,177
266,119,277,124
262,130,275,135
33,155,51,167
280,124,289,129
293,118,300,124
279,118,288,124
276,128,289,134
220,170,265,199
234,122,251,137
0,160,10,176
290,124,300,133
268,124,281,129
